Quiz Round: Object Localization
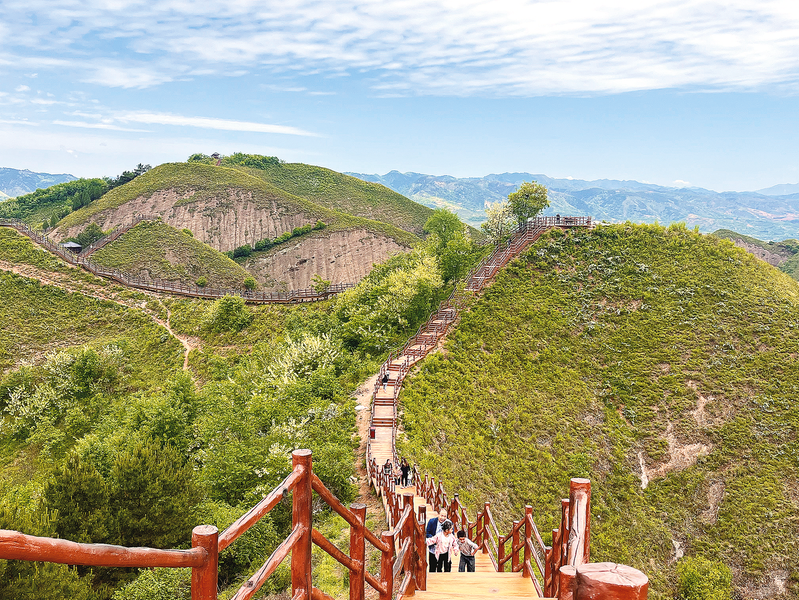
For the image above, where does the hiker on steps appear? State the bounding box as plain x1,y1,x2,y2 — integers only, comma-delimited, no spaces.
400,458,410,487
426,508,452,572
427,521,458,572
381,372,389,391
456,530,479,572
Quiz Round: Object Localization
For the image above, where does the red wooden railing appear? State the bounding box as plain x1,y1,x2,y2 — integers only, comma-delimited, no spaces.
0,219,354,304
365,215,597,599
0,449,404,600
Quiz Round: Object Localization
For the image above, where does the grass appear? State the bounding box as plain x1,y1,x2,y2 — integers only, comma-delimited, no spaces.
91,220,254,288
713,228,799,281
0,270,184,381
235,163,434,236
58,162,421,249
399,223,799,598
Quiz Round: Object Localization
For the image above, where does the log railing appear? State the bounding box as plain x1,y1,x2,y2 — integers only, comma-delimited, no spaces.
0,219,355,304
365,215,598,599
0,449,401,600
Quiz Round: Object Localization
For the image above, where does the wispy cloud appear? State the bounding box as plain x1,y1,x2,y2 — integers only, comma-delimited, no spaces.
1,1,799,96
0,119,38,126
53,120,151,132
115,112,318,136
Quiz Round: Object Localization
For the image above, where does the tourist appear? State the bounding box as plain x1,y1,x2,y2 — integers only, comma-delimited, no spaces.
456,530,479,572
425,508,452,572
400,458,411,487
428,521,458,572
381,372,389,390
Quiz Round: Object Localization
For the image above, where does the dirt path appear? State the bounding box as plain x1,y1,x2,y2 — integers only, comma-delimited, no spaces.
0,260,199,371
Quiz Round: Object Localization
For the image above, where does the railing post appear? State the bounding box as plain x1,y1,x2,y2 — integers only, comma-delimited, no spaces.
561,498,570,569
551,528,561,597
523,506,532,579
498,532,505,572
512,520,520,572
379,530,394,600
349,503,366,600
191,525,218,600
402,493,416,592
291,450,313,599
568,478,591,567
416,508,427,592
482,502,490,554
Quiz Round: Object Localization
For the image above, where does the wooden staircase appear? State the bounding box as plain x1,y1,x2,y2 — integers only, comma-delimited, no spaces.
367,217,596,599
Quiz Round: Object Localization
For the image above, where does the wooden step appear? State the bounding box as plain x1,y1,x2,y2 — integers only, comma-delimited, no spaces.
414,571,542,598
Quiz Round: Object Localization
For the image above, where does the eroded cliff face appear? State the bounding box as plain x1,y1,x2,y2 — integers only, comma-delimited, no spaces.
243,229,408,291
728,238,791,267
55,190,315,252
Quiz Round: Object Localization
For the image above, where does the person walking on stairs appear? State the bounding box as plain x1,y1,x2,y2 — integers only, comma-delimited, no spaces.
428,522,458,572
400,458,410,487
425,508,452,572
381,372,389,390
456,530,478,572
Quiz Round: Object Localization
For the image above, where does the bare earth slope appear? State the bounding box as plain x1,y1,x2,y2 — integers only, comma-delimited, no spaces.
52,162,420,288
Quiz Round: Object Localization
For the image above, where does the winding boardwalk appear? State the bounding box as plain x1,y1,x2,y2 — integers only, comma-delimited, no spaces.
366,216,593,599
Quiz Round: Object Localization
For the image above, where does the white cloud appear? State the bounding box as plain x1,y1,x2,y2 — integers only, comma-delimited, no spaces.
673,180,692,187
15,85,30,92
53,120,150,132
0,119,38,126
115,112,318,136
1,1,799,95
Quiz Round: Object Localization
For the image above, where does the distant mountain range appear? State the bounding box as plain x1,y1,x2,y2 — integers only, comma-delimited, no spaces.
347,170,799,241
0,167,76,199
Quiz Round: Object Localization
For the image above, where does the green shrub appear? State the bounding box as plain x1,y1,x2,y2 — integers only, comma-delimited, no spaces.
232,244,252,258
202,295,253,333
111,567,190,600
181,228,193,238
195,276,207,287
243,276,257,291
676,557,732,600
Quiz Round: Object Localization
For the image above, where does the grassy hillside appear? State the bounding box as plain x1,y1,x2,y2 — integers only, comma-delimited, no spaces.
236,162,434,235
59,162,420,249
713,228,799,281
399,223,799,598
91,220,253,288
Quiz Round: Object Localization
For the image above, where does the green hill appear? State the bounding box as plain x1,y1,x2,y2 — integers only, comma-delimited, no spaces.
399,223,799,598
712,228,799,281
90,220,253,288
57,161,423,246
235,161,434,236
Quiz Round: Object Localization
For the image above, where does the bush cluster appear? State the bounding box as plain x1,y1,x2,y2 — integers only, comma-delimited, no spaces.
227,221,327,259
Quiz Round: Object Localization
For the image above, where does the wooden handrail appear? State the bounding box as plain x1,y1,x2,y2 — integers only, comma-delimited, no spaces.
220,467,304,550
312,528,358,572
230,523,306,600
0,529,206,568
0,220,355,304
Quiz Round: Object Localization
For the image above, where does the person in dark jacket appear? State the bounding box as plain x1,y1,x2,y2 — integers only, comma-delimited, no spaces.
425,508,452,572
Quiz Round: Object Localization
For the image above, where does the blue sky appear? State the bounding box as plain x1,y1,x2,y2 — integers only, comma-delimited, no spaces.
1,0,798,192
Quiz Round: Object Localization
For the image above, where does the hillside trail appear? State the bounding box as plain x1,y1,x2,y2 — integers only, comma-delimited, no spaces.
0,260,197,372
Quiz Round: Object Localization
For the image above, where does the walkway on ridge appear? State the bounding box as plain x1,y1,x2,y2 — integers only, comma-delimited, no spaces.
366,216,593,600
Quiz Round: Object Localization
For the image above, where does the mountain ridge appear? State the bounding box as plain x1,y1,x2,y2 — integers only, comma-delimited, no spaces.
347,170,799,240
0,167,77,198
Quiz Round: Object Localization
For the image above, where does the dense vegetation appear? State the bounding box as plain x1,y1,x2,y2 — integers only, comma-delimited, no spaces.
0,210,482,599
90,220,253,288
0,166,152,230
400,223,799,598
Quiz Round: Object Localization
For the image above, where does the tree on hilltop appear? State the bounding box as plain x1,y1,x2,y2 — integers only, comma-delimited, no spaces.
481,200,515,243
508,180,549,223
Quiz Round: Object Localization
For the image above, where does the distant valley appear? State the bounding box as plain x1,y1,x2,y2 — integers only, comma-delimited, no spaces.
348,170,799,241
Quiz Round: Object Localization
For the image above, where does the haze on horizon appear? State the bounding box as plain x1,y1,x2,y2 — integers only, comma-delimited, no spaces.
1,0,799,193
